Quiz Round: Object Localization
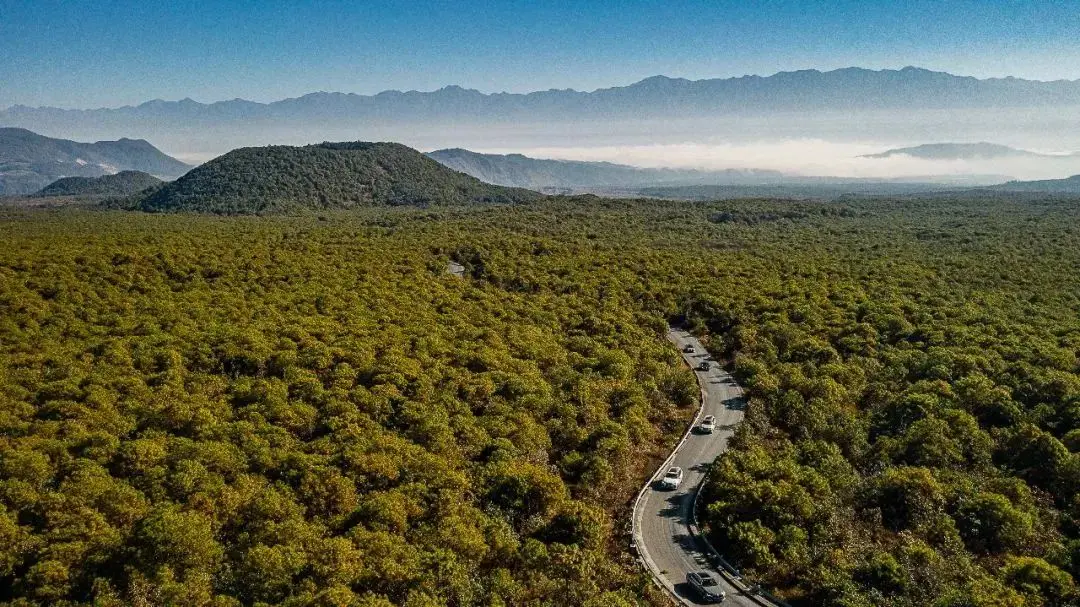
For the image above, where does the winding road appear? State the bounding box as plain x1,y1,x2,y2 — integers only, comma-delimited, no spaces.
631,328,778,606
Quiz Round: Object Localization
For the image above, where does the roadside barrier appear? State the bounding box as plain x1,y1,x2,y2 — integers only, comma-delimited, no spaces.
631,327,789,607
630,326,790,604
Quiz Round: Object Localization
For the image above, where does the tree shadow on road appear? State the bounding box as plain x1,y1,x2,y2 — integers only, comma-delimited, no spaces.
672,532,698,552
723,397,746,411
674,581,707,604
659,492,687,518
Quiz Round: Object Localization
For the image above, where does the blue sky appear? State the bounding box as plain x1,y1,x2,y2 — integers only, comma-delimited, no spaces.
2,0,1079,108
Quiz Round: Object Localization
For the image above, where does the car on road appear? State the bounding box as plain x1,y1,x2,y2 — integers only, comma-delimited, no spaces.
683,344,695,353
697,361,711,371
700,415,717,433
687,571,726,603
659,466,683,489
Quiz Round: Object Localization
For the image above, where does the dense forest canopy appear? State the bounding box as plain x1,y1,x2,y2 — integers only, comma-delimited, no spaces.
1,194,1079,606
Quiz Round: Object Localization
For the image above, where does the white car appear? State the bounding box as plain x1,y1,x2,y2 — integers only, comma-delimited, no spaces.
660,466,683,490
683,344,695,354
700,415,717,434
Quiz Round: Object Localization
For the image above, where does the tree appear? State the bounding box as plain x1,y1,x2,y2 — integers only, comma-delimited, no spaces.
131,505,222,578
873,467,945,531
954,492,1033,554
1000,556,1076,605
856,551,906,594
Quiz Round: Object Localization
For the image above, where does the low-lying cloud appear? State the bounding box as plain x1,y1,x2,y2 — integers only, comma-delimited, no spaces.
479,140,1080,182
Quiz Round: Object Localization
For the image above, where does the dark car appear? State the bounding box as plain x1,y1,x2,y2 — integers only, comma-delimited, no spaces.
687,571,726,602
697,361,711,372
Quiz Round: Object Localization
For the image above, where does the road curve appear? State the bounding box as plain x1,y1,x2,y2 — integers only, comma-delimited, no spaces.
632,327,776,606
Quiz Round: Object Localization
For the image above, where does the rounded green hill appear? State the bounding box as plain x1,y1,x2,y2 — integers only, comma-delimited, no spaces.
135,141,541,214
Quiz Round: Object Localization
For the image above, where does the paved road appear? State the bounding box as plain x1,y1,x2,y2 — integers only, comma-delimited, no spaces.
632,328,773,606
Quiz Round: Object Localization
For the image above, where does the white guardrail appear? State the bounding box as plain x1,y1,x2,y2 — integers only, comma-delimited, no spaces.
688,453,792,607
630,378,709,604
630,329,789,607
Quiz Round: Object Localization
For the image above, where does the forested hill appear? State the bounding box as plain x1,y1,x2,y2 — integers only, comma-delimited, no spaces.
133,142,542,214
35,170,162,197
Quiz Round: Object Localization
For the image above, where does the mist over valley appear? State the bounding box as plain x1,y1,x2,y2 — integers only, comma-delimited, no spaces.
6,68,1080,185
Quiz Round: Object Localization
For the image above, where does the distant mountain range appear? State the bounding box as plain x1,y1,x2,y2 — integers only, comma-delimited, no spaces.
864,142,1076,160
426,148,783,190
0,128,191,195
6,68,1080,140
35,170,162,197
128,142,539,214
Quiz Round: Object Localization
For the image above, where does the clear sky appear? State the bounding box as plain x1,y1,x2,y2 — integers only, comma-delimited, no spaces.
2,0,1079,108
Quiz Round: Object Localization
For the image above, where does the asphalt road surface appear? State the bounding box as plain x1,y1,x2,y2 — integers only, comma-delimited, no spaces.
632,328,774,606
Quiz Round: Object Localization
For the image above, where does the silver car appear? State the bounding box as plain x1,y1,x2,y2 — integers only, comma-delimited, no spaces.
688,571,726,602
700,415,717,434
660,466,683,490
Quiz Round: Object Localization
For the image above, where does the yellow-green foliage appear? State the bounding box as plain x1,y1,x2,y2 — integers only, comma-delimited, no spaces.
0,206,687,606
1,194,1079,606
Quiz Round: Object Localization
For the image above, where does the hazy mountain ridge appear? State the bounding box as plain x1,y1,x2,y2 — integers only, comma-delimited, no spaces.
6,67,1080,136
426,148,784,189
0,128,191,195
131,141,540,214
35,170,163,197
864,142,1076,160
